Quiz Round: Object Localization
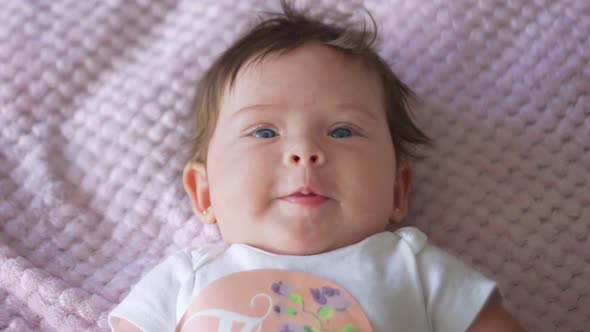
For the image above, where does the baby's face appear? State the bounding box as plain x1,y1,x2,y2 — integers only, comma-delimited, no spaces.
202,43,409,255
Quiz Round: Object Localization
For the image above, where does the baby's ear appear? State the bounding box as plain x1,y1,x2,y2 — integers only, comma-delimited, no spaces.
183,161,211,219
391,159,413,223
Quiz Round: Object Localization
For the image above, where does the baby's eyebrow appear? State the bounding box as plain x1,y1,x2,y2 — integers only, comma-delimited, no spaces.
231,103,278,118
331,103,378,123
232,103,377,123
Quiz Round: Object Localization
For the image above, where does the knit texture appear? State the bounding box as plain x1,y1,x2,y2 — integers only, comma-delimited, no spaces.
0,1,588,331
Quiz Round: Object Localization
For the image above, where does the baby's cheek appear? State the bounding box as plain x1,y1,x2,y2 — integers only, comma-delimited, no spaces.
353,169,394,215
212,166,272,217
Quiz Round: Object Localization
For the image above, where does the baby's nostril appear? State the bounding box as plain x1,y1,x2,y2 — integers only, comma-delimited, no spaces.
310,155,317,162
292,155,300,162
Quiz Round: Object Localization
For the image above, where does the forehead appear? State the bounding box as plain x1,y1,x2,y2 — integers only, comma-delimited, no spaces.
219,43,385,119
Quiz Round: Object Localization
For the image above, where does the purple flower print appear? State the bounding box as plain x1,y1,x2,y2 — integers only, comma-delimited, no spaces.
310,288,327,305
321,286,340,297
272,281,355,332
310,286,351,311
279,322,304,332
271,281,293,297
326,294,351,312
273,302,285,315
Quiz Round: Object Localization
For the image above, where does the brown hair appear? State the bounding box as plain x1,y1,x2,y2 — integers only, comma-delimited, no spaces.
188,0,432,168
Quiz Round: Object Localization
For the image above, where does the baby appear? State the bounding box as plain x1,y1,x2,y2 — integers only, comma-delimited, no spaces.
110,2,524,331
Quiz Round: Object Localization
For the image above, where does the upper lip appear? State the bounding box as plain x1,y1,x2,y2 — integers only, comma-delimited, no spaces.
284,186,326,197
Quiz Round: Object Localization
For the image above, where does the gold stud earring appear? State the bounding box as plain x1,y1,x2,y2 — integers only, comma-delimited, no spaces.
389,208,402,224
202,207,216,224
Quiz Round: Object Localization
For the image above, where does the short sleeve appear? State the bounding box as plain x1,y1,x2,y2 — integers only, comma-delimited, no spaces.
417,244,498,332
108,250,194,332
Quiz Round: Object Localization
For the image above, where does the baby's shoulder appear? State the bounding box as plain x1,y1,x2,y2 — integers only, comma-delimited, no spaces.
392,226,429,254
387,227,474,273
151,241,230,278
367,226,429,258
180,241,231,271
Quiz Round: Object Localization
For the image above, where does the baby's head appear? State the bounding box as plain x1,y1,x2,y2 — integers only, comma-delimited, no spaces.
183,1,431,255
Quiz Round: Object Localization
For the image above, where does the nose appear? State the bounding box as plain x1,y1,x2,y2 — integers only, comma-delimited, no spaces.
283,148,325,168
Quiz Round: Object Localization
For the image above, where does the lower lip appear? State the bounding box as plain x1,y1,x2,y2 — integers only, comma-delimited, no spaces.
281,195,328,207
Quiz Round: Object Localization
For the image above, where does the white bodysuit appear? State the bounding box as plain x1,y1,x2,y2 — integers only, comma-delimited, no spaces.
109,227,497,332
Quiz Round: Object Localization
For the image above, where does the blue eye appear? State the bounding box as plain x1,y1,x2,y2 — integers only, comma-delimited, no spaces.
252,128,277,138
330,127,354,138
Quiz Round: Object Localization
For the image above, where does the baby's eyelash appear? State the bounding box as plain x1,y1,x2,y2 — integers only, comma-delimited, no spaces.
331,122,365,135
245,124,363,138
249,127,277,138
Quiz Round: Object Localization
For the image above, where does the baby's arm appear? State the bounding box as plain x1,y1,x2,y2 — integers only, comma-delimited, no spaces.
467,293,525,331
108,250,196,332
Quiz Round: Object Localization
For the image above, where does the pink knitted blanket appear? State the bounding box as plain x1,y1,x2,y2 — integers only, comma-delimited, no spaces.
0,1,588,331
